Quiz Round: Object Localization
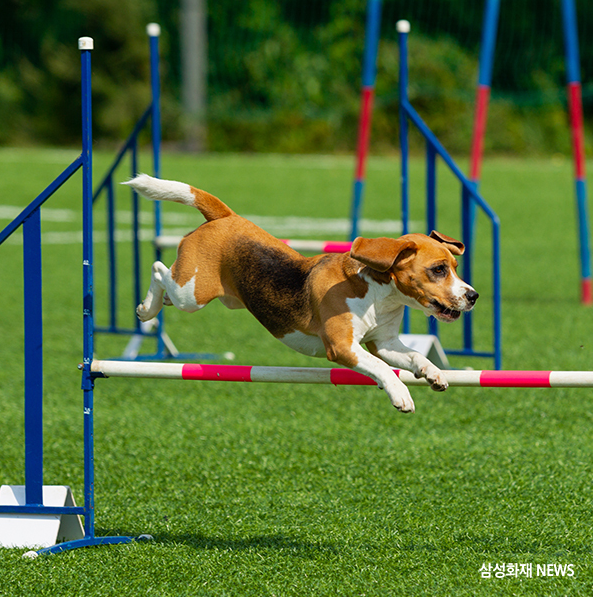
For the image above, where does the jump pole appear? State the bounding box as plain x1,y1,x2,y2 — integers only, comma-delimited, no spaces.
90,360,593,389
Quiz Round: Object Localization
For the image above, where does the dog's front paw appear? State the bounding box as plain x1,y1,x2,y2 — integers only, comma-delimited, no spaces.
417,364,448,392
385,382,415,413
136,303,152,322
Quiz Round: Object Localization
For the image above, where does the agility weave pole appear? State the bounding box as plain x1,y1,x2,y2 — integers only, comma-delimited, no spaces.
90,361,593,389
469,0,592,305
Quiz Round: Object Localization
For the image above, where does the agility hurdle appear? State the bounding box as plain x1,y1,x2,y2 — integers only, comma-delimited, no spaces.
397,21,502,370
0,37,139,556
90,361,593,388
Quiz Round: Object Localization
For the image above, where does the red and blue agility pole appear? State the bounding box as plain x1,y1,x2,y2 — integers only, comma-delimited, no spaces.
471,0,591,305
469,0,500,186
349,0,382,241
561,0,592,305
91,360,593,389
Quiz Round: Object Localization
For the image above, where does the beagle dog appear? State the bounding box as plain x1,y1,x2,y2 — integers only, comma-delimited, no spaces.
125,175,478,413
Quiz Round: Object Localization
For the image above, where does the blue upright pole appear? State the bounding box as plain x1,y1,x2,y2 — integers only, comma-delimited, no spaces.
23,208,44,506
426,144,438,337
148,23,167,356
148,23,162,257
397,20,411,334
148,24,162,182
79,36,96,539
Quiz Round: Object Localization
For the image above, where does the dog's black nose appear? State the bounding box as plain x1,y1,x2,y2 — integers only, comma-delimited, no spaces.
466,289,479,305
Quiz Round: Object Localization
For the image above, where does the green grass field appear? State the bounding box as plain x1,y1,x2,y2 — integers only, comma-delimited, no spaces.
1,148,592,595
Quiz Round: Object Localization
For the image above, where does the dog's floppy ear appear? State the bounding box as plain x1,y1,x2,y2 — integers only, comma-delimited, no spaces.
429,230,465,255
350,237,417,272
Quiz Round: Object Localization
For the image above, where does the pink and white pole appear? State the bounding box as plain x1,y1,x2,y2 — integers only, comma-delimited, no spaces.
91,360,593,389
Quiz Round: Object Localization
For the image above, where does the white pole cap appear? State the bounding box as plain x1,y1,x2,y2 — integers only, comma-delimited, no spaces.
147,23,161,37
78,37,94,50
396,20,411,33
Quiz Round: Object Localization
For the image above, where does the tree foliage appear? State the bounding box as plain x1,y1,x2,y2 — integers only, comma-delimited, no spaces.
1,0,592,153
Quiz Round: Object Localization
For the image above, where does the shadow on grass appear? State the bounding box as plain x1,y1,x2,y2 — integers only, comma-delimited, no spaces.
96,528,339,557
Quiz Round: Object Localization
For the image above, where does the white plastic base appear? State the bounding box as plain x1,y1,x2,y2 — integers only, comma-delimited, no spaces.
399,334,450,370
0,485,85,549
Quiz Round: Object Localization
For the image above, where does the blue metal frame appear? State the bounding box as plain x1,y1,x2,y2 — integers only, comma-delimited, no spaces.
92,27,219,362
398,23,502,369
0,39,134,554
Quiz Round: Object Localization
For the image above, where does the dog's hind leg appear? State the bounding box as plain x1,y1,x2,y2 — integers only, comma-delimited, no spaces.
137,261,170,322
137,260,210,323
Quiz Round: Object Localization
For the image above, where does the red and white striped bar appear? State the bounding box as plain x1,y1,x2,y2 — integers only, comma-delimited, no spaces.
90,360,593,388
155,235,351,254
280,239,352,253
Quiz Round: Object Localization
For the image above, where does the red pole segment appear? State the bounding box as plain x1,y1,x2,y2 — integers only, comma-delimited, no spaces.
469,85,491,182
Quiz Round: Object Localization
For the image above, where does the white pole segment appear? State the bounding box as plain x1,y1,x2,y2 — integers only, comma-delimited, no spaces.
91,360,184,379
549,371,593,387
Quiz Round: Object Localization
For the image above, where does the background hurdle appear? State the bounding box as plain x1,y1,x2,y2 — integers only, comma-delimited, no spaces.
397,21,502,370
92,24,224,362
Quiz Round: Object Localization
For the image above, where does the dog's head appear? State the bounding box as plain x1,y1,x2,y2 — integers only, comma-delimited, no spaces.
350,231,478,322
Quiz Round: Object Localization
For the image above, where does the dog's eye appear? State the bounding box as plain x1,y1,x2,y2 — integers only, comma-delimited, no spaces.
430,265,448,278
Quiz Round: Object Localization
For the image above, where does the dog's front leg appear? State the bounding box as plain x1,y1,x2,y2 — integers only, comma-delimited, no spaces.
325,341,415,413
367,338,448,392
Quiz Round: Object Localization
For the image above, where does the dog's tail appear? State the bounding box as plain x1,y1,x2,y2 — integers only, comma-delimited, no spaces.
123,174,235,222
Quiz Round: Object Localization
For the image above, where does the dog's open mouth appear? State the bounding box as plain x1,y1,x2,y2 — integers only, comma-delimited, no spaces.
431,300,461,322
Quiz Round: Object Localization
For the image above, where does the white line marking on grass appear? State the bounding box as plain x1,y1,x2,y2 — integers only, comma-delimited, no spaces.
0,206,76,222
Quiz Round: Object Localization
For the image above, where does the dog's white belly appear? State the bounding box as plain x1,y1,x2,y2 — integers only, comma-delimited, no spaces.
279,331,326,358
